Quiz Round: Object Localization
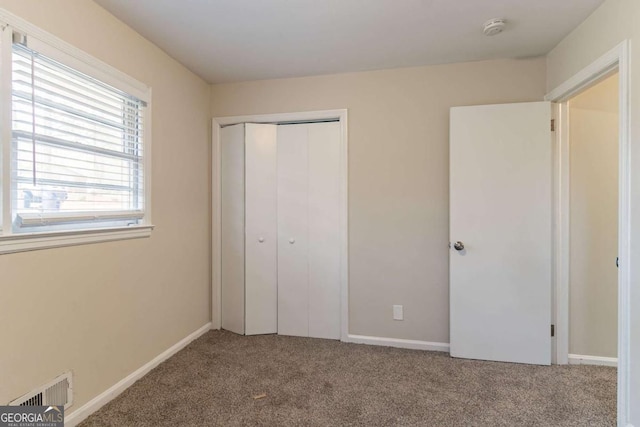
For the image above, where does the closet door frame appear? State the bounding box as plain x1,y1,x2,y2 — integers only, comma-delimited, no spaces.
212,109,349,340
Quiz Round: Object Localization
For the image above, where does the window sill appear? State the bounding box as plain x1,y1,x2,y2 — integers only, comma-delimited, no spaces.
0,225,154,255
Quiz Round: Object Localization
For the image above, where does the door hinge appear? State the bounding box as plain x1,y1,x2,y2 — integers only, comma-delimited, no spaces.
551,324,555,337
550,119,555,132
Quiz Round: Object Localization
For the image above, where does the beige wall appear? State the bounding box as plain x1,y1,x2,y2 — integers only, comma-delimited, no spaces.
547,0,640,422
0,0,211,414
569,73,618,358
211,58,547,343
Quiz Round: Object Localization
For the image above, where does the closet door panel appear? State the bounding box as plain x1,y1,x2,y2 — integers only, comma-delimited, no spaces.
245,123,278,335
277,125,310,337
220,124,246,335
307,122,342,339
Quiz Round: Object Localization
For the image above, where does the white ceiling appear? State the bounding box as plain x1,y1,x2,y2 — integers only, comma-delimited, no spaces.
94,0,604,84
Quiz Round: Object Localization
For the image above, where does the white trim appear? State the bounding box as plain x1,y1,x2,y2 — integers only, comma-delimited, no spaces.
215,110,345,126
568,354,618,368
617,40,632,427
338,113,349,341
211,118,221,330
0,24,12,235
544,42,622,102
64,323,211,427
17,210,145,227
553,101,570,365
545,39,631,427
345,334,450,353
0,225,153,254
143,88,153,228
212,109,349,339
212,119,221,330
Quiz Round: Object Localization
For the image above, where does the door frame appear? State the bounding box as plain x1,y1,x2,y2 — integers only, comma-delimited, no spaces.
545,40,630,425
211,109,349,341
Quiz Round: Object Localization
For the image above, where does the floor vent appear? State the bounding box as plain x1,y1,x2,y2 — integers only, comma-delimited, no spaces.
9,372,73,409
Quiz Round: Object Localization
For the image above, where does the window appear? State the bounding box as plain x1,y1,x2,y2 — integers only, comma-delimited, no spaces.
0,14,152,253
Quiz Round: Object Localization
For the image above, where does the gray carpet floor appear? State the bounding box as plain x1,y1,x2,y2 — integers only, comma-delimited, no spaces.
80,330,616,426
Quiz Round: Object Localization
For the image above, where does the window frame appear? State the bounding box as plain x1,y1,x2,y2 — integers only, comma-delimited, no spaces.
0,9,153,254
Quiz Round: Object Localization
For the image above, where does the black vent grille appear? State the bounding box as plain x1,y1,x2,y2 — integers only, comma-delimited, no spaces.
19,393,42,406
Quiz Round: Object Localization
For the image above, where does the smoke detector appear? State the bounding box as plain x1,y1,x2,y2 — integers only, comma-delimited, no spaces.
483,18,506,36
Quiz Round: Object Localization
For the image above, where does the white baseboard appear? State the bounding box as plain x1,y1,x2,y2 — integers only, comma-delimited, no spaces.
345,334,450,352
568,353,618,367
64,322,212,426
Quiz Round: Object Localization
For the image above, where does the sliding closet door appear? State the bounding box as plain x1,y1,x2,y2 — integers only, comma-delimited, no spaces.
277,122,341,339
220,124,245,335
277,124,309,337
308,122,341,339
245,124,278,335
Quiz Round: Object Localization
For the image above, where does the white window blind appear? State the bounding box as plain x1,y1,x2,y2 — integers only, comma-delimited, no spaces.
10,38,147,232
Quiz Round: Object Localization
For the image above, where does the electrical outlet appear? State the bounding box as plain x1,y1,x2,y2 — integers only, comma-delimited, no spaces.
393,305,403,321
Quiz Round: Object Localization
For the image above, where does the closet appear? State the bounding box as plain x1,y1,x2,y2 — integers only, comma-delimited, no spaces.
220,121,341,339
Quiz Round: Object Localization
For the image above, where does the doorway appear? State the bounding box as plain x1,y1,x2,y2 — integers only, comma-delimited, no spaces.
566,73,619,367
546,40,630,424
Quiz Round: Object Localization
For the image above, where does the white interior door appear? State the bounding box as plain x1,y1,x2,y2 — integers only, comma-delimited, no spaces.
307,122,341,339
277,124,310,337
450,102,553,365
245,123,278,335
278,122,341,339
